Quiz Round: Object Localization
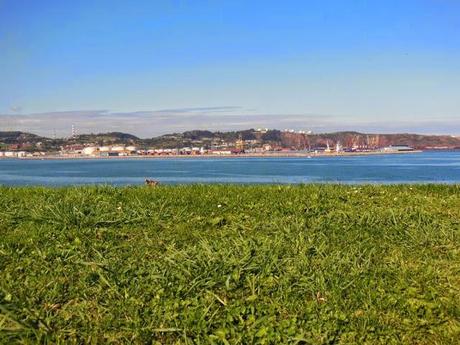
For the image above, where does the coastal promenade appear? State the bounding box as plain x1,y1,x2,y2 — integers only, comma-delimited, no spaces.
14,150,423,160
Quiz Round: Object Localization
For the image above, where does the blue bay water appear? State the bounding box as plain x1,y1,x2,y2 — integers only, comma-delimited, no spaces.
0,151,460,186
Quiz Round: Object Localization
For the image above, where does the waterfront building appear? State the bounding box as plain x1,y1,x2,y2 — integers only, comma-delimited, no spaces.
82,147,98,155
383,145,415,152
336,142,343,153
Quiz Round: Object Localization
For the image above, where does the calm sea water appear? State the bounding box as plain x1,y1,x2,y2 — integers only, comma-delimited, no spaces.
0,151,460,186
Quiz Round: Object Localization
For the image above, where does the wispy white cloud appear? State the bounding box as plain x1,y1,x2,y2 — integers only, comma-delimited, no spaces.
0,108,459,138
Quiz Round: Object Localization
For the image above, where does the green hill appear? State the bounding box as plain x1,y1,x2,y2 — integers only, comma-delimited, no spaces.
1,129,460,151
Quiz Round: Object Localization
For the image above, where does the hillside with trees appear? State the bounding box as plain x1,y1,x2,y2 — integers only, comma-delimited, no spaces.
1,129,460,151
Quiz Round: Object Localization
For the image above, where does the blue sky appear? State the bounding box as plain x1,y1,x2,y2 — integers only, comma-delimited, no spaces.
0,0,459,137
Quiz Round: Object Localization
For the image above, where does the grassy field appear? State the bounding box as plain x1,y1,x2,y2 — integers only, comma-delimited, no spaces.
0,185,459,344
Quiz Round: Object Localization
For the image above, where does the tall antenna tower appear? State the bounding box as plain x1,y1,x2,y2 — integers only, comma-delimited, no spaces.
71,125,76,138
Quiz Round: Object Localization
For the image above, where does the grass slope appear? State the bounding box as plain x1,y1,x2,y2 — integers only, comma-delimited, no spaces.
0,185,459,344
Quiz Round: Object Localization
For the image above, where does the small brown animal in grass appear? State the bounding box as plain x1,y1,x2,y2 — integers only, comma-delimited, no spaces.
145,179,159,187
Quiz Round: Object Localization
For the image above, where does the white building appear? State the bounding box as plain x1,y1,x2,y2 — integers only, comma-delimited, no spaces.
212,150,232,155
383,145,414,152
336,142,343,153
82,147,98,155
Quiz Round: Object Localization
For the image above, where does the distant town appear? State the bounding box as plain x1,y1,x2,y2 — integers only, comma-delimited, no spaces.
1,128,460,159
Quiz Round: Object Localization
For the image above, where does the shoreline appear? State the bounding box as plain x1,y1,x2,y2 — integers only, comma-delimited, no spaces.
3,150,424,160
